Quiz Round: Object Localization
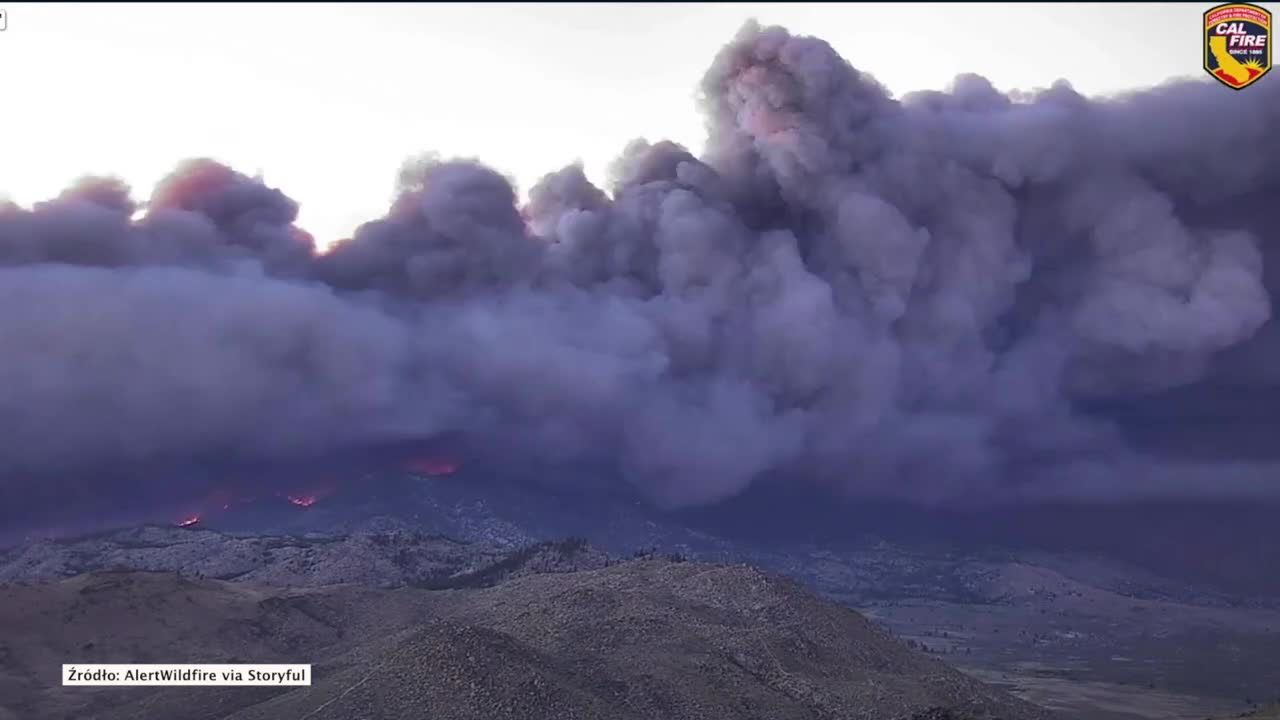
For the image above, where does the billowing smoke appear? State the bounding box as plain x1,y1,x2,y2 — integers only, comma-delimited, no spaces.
4,22,1280,525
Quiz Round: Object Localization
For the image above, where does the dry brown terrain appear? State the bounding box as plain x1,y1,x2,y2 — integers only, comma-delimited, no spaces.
5,517,1278,720
0,554,1049,720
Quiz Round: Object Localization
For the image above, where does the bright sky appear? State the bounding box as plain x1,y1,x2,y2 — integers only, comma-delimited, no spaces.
0,2,1268,245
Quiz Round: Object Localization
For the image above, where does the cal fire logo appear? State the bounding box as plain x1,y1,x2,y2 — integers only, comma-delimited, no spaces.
1204,3,1272,89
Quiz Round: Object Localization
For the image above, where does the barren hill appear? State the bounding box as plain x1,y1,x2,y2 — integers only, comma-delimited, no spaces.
0,556,1048,720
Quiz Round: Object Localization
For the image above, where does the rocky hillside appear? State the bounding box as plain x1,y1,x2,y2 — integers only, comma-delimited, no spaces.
0,556,1049,720
1221,704,1280,720
0,525,608,588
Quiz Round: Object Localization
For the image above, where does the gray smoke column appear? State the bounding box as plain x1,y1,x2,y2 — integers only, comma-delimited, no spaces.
3,22,1280,522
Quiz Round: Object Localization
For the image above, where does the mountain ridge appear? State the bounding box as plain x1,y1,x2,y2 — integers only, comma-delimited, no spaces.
0,540,1050,720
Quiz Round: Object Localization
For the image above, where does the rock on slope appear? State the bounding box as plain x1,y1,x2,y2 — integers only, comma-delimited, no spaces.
0,557,1049,720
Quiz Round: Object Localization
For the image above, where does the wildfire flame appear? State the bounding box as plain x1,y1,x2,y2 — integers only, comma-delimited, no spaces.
284,481,336,509
176,514,201,528
287,494,318,508
407,457,460,477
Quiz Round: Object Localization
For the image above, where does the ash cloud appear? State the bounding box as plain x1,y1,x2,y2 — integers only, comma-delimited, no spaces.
3,22,1280,524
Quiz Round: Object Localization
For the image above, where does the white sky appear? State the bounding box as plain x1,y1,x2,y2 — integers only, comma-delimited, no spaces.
0,3,1268,244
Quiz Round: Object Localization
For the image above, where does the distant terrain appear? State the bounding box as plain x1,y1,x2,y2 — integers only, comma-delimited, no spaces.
0,542,1045,720
1230,704,1280,720
3,473,1278,720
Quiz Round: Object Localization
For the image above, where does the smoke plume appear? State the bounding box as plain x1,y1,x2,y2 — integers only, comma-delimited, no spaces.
3,22,1280,524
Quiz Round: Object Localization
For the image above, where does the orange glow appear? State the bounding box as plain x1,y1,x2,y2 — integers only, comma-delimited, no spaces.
176,514,201,528
407,457,460,477
287,494,318,508
284,481,336,508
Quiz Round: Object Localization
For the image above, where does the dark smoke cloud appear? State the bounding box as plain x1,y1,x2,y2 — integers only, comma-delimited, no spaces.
148,158,317,276
319,155,539,298
3,22,1280,525
0,161,317,273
